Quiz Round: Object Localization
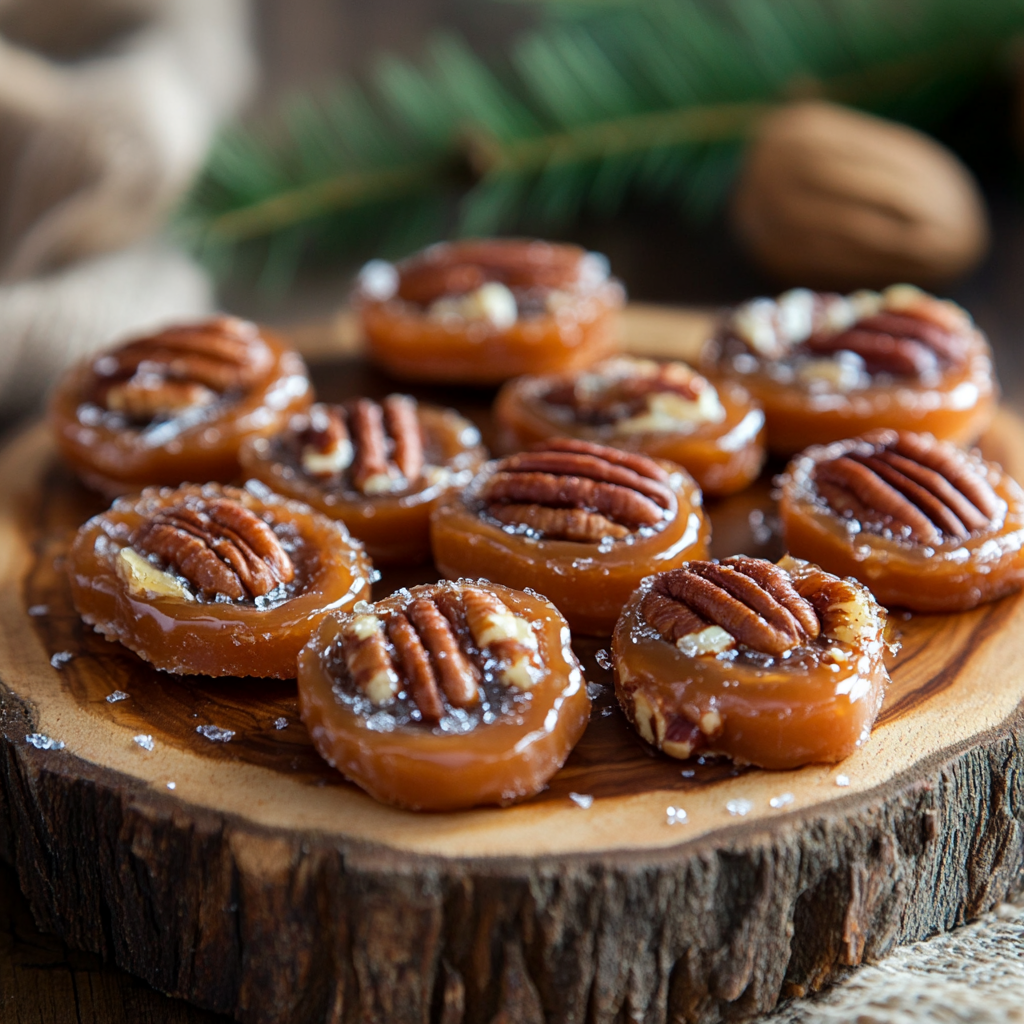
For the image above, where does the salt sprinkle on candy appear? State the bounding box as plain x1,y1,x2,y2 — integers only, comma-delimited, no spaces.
133,734,154,752
50,651,73,669
726,798,753,817
594,649,612,670
28,604,48,617
666,806,688,825
569,792,594,809
274,717,288,730
769,793,795,809
166,782,176,790
835,774,851,787
196,724,235,743
106,690,129,703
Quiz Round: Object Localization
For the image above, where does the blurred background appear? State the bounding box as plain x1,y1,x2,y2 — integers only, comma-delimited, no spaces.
4,0,1024,419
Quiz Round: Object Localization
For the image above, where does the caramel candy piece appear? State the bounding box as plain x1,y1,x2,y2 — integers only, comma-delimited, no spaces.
430,438,710,635
240,397,486,564
495,356,766,497
298,580,590,810
701,285,997,455
50,317,312,497
780,430,1024,612
613,556,890,769
67,483,372,678
355,239,625,385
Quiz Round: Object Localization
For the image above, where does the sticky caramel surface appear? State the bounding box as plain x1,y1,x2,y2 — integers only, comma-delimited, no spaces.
495,367,765,497
356,239,624,384
50,323,312,497
67,483,372,678
298,581,590,810
241,402,485,564
780,436,1024,612
612,560,890,769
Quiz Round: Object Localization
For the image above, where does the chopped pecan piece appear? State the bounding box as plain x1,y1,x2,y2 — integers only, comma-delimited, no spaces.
462,587,540,690
299,405,353,477
813,432,999,544
342,395,426,495
480,439,675,540
340,615,401,705
132,498,294,600
94,318,272,419
646,559,820,657
383,395,425,485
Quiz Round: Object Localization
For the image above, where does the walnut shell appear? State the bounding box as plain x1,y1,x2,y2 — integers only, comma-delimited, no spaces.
731,101,989,289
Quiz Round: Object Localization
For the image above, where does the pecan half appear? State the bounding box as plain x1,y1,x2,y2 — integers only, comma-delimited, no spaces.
806,311,966,376
132,498,294,600
462,587,540,690
326,395,426,495
644,557,820,656
480,439,674,541
94,317,272,420
813,432,999,544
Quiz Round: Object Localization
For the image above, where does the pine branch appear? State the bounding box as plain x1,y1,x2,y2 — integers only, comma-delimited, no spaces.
178,0,1024,284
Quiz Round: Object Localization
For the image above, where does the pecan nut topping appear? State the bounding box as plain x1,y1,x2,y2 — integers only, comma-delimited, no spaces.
132,498,294,600
299,395,424,495
480,438,676,543
337,586,539,723
641,556,821,657
813,431,1001,544
93,317,273,420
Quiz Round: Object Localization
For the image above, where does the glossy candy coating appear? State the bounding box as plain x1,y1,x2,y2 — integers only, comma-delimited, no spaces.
779,431,1024,612
67,483,372,678
612,556,890,769
430,441,710,635
356,239,624,384
298,580,590,810
240,400,486,564
494,357,765,497
50,318,312,497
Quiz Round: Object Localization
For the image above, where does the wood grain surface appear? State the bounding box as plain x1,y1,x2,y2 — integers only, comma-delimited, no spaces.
0,305,1022,1024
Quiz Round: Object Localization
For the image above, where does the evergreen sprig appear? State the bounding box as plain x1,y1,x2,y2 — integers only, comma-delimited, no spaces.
180,0,1024,286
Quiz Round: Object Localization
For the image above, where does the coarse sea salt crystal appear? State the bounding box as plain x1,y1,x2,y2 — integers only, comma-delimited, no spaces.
569,792,594,809
166,781,176,790
133,734,154,751
28,604,48,616
50,651,73,669
594,649,612,670
196,724,235,743
106,690,129,703
770,793,795,809
726,798,753,817
274,717,288,730
666,806,688,825
835,774,851,787
25,733,64,751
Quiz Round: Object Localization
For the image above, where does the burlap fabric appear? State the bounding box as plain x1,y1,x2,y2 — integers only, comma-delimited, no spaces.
0,0,252,420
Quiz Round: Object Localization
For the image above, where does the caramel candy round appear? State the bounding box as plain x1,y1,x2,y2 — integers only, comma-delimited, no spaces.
298,580,590,810
701,285,997,456
613,556,890,769
430,438,710,635
68,483,372,678
494,356,765,497
240,396,486,564
356,239,624,384
779,430,1024,612
50,317,312,497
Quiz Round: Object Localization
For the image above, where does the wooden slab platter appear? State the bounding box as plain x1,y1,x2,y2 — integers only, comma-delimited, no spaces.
1,304,1023,1024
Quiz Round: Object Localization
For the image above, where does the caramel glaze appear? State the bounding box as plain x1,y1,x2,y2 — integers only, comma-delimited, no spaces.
356,239,625,385
22,363,1015,803
49,318,312,497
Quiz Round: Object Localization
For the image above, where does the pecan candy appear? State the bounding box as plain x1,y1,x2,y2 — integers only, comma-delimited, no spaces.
781,430,1024,612
430,438,710,634
298,580,590,810
240,396,486,565
68,483,371,678
702,284,997,455
494,356,766,497
50,317,312,497
357,237,624,385
612,555,890,769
